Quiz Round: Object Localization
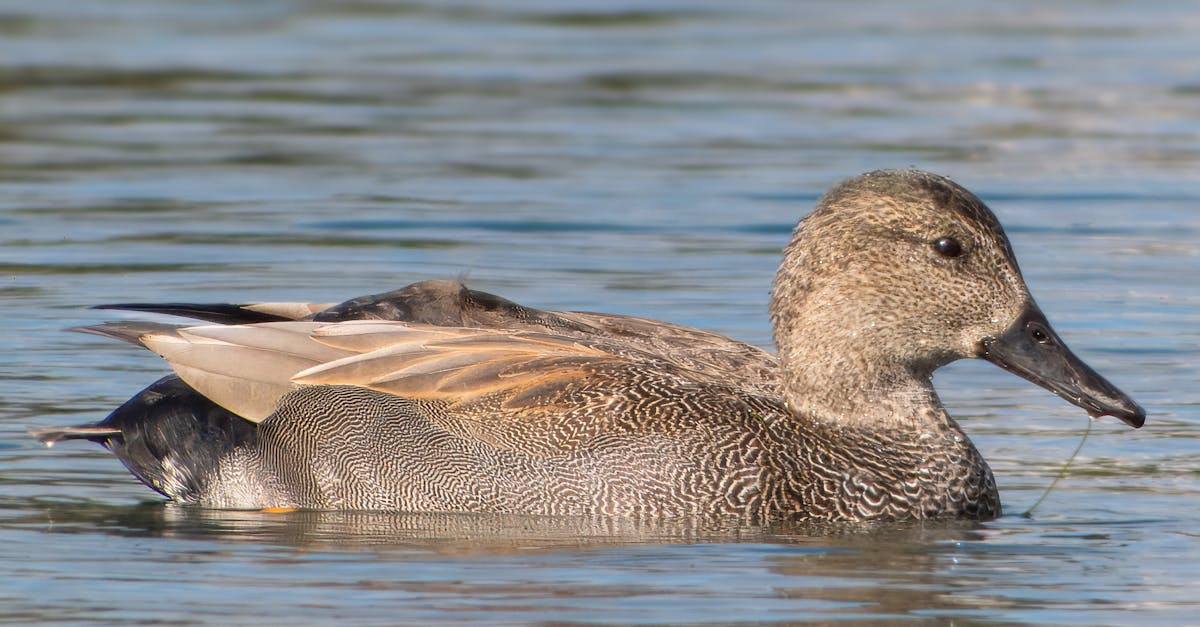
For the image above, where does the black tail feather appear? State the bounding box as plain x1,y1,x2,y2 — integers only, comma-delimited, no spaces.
94,303,293,325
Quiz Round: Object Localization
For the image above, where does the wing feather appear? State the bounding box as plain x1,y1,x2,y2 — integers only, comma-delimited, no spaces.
307,319,469,352
294,327,616,406
167,363,298,423
134,322,355,422
242,301,336,320
174,323,349,363
112,320,624,423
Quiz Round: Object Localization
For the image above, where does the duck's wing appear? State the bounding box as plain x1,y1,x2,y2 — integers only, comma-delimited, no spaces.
294,323,627,412
78,321,354,422
82,320,629,424
91,280,778,394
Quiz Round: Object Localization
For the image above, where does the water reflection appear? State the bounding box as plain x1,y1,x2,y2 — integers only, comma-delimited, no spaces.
9,497,1029,622
12,496,984,552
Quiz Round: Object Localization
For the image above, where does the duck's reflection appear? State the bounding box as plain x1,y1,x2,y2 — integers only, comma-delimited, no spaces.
25,496,982,550
15,497,1029,618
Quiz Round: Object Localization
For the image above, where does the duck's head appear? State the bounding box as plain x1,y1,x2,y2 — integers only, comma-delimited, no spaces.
770,169,1144,428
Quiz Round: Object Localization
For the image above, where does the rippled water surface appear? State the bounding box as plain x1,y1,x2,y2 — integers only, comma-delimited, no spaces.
2,1,1198,624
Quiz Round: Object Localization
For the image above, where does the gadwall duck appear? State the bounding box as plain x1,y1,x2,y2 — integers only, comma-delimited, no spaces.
36,169,1144,521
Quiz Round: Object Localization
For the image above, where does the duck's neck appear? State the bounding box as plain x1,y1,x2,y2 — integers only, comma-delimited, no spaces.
775,342,950,432
769,265,955,433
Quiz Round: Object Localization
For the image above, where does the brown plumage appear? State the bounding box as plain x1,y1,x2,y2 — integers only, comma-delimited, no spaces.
34,169,1145,521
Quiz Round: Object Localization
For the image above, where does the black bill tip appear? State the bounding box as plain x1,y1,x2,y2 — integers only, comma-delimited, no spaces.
1088,398,1145,429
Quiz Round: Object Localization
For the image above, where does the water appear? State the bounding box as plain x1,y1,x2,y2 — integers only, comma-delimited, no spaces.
2,0,1198,623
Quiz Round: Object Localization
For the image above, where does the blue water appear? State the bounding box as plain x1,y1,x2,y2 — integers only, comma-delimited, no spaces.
2,1,1198,623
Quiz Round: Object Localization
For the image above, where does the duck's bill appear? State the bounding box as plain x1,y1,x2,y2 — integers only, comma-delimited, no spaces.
978,305,1145,428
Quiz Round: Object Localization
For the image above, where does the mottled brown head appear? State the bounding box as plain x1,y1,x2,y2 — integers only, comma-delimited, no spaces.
770,169,1143,428
772,170,1026,373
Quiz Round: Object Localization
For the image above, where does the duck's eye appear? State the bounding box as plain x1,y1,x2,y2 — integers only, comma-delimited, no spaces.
933,237,963,258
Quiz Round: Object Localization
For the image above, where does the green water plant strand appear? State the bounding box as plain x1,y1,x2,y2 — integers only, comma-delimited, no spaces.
1022,418,1093,518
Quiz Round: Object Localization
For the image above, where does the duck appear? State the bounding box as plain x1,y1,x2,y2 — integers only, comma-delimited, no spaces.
35,169,1145,522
